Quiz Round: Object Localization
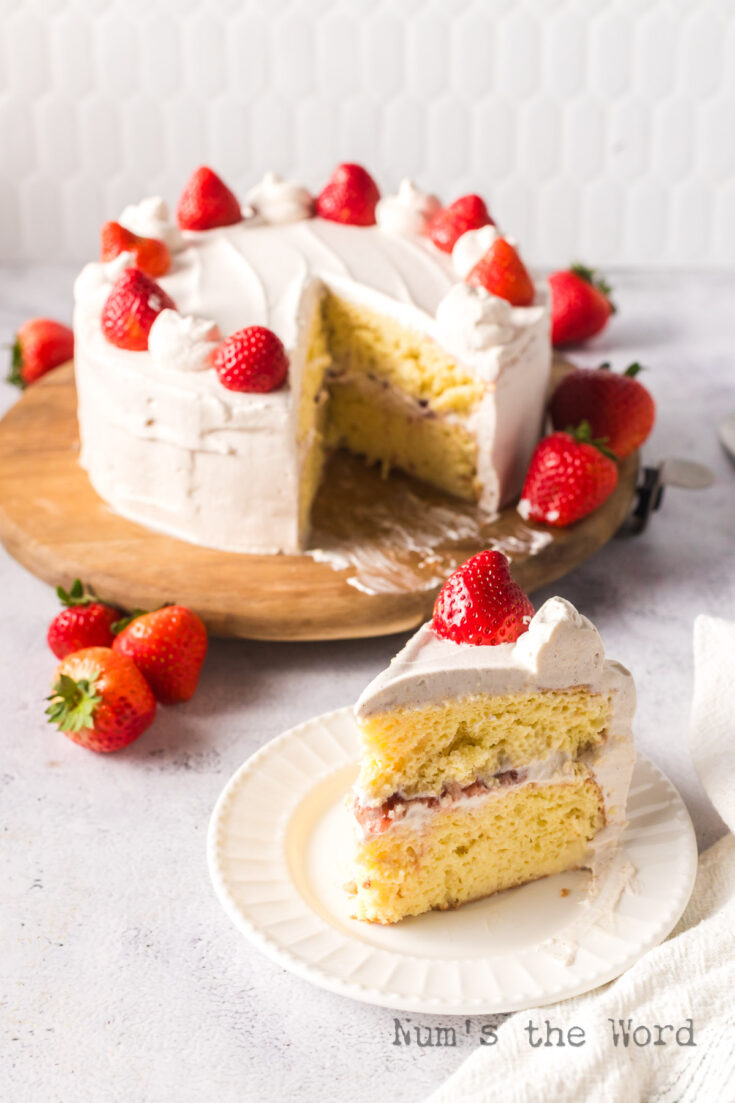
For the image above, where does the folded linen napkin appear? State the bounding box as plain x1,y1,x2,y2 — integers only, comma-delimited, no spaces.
429,615,735,1103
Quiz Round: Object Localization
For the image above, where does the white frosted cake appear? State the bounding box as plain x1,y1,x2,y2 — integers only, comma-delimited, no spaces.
73,167,551,554
347,552,636,923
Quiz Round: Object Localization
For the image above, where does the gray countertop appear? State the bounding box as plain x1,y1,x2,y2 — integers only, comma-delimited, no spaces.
1,266,734,1103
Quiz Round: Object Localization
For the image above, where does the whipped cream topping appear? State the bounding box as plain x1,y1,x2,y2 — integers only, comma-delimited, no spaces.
355,597,634,719
246,172,313,224
375,178,441,236
147,309,221,372
118,196,184,253
435,283,515,364
451,224,501,277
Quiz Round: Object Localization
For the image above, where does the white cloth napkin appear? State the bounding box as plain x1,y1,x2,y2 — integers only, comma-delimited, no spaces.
429,615,735,1103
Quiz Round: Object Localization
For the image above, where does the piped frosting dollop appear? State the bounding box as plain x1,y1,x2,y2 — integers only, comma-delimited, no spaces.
147,309,221,372
435,282,515,363
118,196,184,253
375,178,441,236
246,172,313,224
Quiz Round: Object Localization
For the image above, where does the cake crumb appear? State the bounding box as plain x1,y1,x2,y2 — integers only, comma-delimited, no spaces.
560,888,570,898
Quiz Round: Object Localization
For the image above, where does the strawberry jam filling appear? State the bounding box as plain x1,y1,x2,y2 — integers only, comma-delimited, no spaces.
353,769,524,837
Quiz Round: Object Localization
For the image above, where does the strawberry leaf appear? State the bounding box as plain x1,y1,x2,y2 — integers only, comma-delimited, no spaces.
624,362,646,378
111,609,147,635
56,578,95,607
7,339,24,388
566,420,618,462
46,672,101,732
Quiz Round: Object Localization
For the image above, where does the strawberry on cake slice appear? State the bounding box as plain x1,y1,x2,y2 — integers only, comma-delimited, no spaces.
346,551,636,924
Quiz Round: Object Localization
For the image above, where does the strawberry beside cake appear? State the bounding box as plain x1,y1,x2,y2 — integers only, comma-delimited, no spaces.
346,551,636,924
73,164,551,554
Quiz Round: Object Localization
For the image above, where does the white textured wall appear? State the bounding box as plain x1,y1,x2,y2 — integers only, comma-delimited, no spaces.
2,0,735,267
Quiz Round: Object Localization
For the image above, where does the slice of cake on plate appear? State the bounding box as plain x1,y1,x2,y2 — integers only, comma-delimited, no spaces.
346,551,636,924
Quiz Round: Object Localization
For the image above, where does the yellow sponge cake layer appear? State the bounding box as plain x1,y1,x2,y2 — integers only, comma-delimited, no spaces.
327,374,481,502
349,774,605,924
322,292,484,414
357,689,611,804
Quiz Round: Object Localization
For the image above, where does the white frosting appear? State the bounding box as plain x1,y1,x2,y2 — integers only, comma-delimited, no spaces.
73,252,136,312
451,224,501,278
147,309,221,373
435,283,515,363
355,597,634,720
118,196,184,253
74,214,550,554
375,178,441,236
246,172,313,224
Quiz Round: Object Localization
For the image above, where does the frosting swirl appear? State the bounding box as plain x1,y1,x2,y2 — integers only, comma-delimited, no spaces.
375,178,441,236
246,172,313,224
148,309,221,372
435,282,515,362
118,196,184,253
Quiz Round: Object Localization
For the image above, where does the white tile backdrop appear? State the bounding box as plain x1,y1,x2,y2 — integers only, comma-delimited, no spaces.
2,0,735,267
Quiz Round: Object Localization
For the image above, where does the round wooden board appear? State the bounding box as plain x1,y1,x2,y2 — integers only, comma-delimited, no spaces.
0,361,637,641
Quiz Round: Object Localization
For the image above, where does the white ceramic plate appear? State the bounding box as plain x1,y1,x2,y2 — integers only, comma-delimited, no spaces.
208,708,698,1015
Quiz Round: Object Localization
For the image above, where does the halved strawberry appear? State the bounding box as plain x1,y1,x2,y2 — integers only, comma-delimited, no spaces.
432,550,535,646
428,195,493,254
176,166,242,231
315,163,380,227
100,221,171,278
466,239,535,307
100,269,176,351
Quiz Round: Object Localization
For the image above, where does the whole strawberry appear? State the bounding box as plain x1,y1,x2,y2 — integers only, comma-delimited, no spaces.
428,195,493,254
47,579,123,660
316,163,380,227
466,238,535,307
213,325,289,393
9,318,74,388
549,363,655,459
100,221,171,279
113,605,208,705
518,424,618,527
46,646,157,753
432,549,535,647
549,264,614,347
101,268,176,351
177,166,242,231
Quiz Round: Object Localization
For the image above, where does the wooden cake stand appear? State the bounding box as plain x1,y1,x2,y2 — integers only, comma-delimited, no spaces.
0,361,637,640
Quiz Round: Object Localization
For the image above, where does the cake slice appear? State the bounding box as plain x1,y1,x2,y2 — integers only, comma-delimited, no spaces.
346,551,636,924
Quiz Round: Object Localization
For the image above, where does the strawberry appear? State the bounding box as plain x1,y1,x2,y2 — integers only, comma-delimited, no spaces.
518,424,618,527
112,605,208,705
213,325,289,393
549,363,655,459
101,268,176,351
176,166,242,231
428,195,493,254
549,264,614,347
315,163,380,227
466,238,535,307
432,549,535,647
8,318,74,388
47,579,123,660
100,221,171,279
46,647,156,753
